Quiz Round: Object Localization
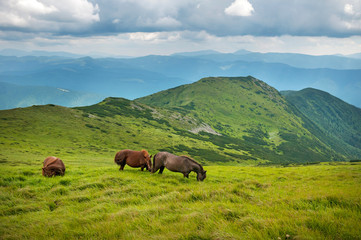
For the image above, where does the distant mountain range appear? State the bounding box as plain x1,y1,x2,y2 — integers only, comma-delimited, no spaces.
2,76,360,165
0,49,360,110
0,82,104,110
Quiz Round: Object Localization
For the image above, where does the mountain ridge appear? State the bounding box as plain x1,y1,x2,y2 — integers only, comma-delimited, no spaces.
1,51,360,109
138,76,350,163
2,76,360,165
282,88,361,159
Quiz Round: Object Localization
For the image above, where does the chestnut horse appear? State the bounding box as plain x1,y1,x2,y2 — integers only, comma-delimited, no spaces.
114,149,152,171
42,156,66,177
152,152,206,181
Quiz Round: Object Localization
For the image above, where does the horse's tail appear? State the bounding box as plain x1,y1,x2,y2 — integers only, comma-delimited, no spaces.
151,153,158,173
114,151,124,165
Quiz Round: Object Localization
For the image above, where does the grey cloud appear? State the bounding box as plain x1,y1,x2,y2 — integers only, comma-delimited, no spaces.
92,0,361,37
0,0,99,34
1,0,361,38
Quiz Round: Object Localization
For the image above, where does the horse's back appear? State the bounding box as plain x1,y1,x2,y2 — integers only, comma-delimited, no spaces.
115,149,133,163
42,156,65,176
157,152,189,172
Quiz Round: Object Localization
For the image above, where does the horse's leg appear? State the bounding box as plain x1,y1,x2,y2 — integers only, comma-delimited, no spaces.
120,161,126,171
158,166,165,174
141,165,144,171
151,155,161,173
183,172,189,178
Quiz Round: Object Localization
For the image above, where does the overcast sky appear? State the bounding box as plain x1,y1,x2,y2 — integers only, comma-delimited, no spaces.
0,0,360,56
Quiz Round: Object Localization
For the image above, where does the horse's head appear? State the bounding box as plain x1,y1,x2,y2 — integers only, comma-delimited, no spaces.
142,150,152,171
42,167,54,177
197,170,207,181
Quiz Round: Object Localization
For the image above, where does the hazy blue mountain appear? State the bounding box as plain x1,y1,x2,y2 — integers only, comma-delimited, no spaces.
0,56,186,100
0,48,84,58
174,50,361,69
117,55,361,107
1,52,360,108
172,50,221,57
0,82,104,110
345,52,361,59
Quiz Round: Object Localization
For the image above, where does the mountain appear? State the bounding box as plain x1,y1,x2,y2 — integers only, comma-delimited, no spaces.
172,50,221,57
1,51,360,110
0,56,185,102
138,76,348,163
282,88,361,159
0,82,104,110
195,51,361,70
2,76,356,165
0,48,84,58
345,52,361,59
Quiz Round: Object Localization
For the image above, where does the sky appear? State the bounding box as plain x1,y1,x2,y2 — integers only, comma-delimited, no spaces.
0,0,361,57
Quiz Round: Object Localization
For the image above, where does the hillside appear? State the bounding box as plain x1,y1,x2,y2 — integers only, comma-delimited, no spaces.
282,88,361,159
138,76,346,163
1,76,359,164
0,99,260,166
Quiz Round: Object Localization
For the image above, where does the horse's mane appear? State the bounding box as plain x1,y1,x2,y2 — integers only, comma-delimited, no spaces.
181,155,204,171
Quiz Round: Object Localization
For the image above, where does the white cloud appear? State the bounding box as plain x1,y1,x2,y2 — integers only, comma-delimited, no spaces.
0,0,99,31
16,0,57,15
129,32,161,41
0,12,28,27
344,3,355,15
137,16,182,28
154,16,182,28
225,0,254,17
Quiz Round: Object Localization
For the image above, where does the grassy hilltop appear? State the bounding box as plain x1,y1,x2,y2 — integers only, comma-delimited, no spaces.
138,76,347,163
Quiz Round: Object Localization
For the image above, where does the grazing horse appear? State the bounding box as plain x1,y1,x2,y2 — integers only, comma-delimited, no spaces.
114,149,152,171
42,156,66,177
152,152,207,181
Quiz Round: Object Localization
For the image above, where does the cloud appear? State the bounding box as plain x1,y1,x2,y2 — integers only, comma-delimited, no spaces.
0,0,99,32
344,4,355,15
16,0,57,15
225,0,254,17
137,16,182,28
1,0,361,40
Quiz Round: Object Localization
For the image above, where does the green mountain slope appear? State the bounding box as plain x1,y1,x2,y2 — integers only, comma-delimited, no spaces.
138,76,347,163
1,77,355,165
0,99,262,166
282,88,361,159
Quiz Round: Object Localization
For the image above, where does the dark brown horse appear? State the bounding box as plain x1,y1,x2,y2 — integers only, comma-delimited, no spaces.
152,152,206,181
114,149,152,171
42,156,66,177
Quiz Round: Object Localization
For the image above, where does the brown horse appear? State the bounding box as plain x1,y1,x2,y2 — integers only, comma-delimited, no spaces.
152,152,206,181
114,149,152,171
42,156,66,177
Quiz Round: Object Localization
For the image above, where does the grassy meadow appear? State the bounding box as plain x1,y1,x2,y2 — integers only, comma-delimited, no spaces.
1,157,360,240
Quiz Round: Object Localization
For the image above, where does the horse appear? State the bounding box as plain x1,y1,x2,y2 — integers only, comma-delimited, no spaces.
152,152,206,181
114,149,152,171
42,156,66,177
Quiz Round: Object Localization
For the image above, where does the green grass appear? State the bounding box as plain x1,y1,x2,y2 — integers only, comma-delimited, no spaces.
1,159,360,239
